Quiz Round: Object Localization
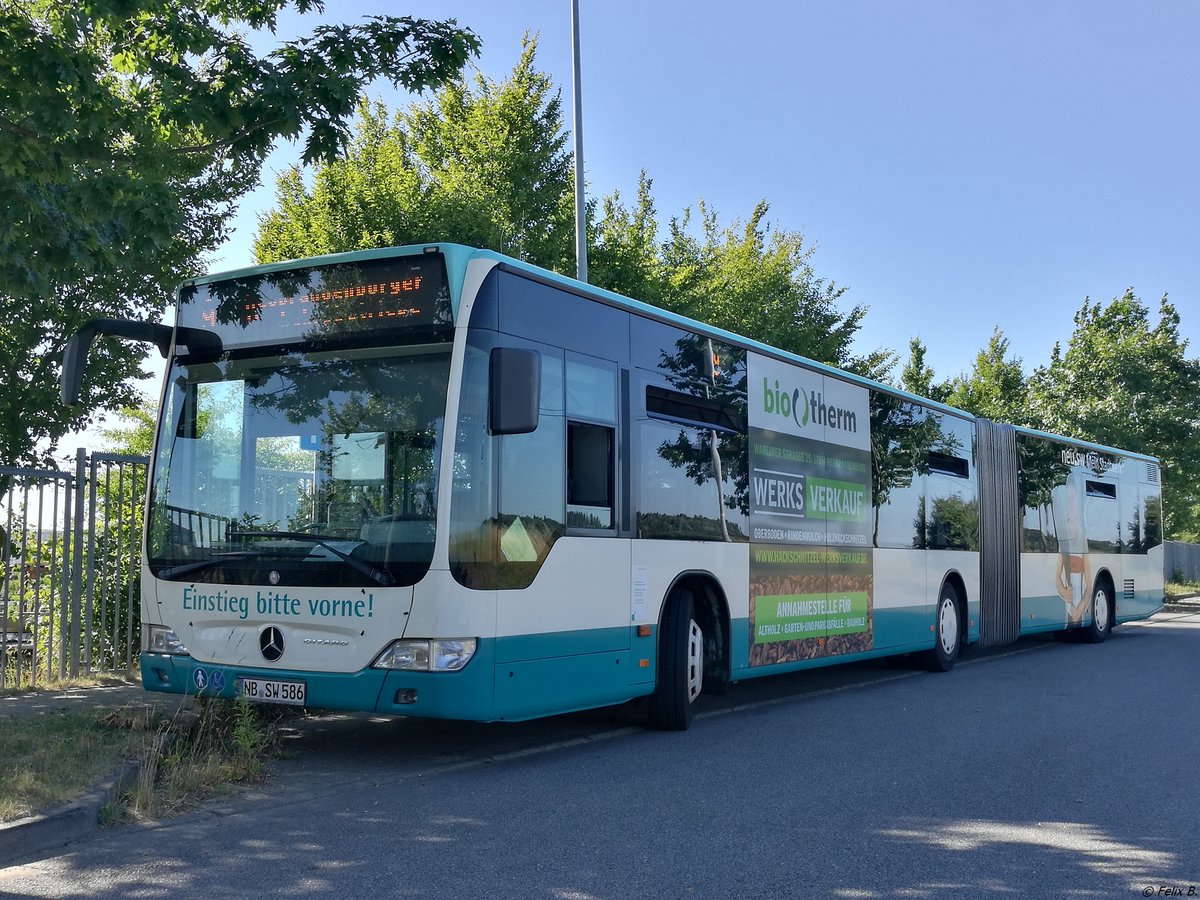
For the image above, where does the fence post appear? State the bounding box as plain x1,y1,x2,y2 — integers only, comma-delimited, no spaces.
58,468,73,681
70,449,86,678
1,486,12,686
125,462,138,668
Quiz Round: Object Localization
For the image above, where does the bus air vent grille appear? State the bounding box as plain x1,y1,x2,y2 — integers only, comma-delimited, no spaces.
1123,579,1136,600
1146,463,1160,484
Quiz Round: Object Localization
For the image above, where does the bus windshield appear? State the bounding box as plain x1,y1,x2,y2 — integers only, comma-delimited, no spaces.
147,344,451,588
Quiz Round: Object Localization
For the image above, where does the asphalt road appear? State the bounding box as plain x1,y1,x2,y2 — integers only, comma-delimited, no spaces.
2,611,1197,899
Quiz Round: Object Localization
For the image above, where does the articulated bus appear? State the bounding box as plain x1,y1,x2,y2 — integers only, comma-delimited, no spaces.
62,244,1164,729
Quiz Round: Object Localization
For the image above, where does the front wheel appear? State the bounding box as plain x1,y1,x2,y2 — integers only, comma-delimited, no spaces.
647,591,704,730
923,585,962,672
1082,581,1112,643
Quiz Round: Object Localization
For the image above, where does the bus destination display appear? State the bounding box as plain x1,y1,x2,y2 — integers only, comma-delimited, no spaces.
177,253,451,350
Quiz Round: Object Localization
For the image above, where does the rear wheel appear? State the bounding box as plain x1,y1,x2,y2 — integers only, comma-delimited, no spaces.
648,591,704,730
923,584,962,672
1082,581,1112,643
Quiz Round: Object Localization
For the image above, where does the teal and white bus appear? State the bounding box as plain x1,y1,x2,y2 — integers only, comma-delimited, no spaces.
62,244,1165,729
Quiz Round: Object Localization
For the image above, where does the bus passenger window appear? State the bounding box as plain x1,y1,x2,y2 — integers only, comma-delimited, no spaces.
568,422,614,529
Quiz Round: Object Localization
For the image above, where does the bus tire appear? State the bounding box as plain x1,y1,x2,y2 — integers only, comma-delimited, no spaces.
1082,579,1112,643
648,590,704,731
923,583,962,672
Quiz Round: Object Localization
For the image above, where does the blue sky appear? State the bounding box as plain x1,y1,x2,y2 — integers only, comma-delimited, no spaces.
214,0,1199,383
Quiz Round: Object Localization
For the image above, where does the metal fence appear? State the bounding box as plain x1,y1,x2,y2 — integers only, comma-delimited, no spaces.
1165,540,1200,584
0,451,148,688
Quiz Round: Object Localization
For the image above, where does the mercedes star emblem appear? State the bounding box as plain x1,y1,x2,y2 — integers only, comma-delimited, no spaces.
260,626,284,662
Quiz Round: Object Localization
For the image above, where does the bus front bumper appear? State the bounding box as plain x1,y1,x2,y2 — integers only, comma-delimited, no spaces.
139,648,498,721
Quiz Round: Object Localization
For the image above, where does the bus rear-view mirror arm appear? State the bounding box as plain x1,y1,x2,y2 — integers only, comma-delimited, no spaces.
60,318,222,406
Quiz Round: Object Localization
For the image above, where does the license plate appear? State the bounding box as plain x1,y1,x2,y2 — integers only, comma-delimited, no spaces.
237,677,306,706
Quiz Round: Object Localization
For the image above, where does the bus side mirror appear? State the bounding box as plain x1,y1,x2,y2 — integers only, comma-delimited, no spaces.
60,319,174,406
60,319,222,406
489,347,540,435
61,331,95,407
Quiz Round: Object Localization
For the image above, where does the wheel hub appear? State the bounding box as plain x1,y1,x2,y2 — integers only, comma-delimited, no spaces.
1094,588,1109,632
686,619,704,702
939,596,959,656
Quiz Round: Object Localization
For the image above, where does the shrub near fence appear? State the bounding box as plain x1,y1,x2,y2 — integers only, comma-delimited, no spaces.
0,451,148,688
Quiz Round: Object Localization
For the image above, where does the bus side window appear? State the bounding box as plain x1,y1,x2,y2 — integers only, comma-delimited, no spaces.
564,352,618,531
568,422,614,529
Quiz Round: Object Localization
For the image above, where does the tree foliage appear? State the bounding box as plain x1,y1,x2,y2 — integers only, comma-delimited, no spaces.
597,190,868,368
904,301,1199,539
255,41,872,371
1029,292,1200,538
254,36,574,269
588,173,663,306
943,328,1029,424
100,397,158,458
0,1,478,473
897,338,950,404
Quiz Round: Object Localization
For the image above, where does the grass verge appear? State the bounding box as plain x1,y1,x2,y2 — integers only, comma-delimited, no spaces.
1165,580,1200,603
1,685,286,825
0,704,163,822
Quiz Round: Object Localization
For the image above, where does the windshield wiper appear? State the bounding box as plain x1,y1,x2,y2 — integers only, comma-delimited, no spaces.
158,551,269,581
231,530,396,586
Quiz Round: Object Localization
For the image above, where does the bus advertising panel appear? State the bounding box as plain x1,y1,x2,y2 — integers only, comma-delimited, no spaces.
747,353,873,666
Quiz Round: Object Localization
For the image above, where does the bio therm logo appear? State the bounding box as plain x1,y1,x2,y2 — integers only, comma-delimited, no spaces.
762,378,858,435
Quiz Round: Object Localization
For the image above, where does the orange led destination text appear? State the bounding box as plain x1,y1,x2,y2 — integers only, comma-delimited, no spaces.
201,275,425,328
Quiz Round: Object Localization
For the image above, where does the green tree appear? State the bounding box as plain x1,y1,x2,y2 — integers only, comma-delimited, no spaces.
591,188,869,369
1029,291,1200,538
0,1,478,477
100,399,158,458
255,44,874,373
898,337,951,403
588,172,663,307
254,36,574,270
944,327,1030,424
658,200,866,367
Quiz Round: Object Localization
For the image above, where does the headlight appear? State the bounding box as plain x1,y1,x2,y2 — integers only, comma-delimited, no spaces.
373,638,476,672
145,625,189,655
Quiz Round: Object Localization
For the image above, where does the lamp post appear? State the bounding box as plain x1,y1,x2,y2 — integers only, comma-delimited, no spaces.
571,0,588,283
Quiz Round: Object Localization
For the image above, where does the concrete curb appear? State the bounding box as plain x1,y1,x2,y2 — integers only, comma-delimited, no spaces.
1162,591,1200,613
1163,602,1200,613
0,698,189,869
0,754,144,868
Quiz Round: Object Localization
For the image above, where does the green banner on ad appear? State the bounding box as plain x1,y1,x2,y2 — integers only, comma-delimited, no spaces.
806,476,867,523
754,591,871,643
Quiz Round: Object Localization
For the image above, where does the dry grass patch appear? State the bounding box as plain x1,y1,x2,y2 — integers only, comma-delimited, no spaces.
0,705,163,822
1,679,286,826
0,670,139,698
1165,581,1200,602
